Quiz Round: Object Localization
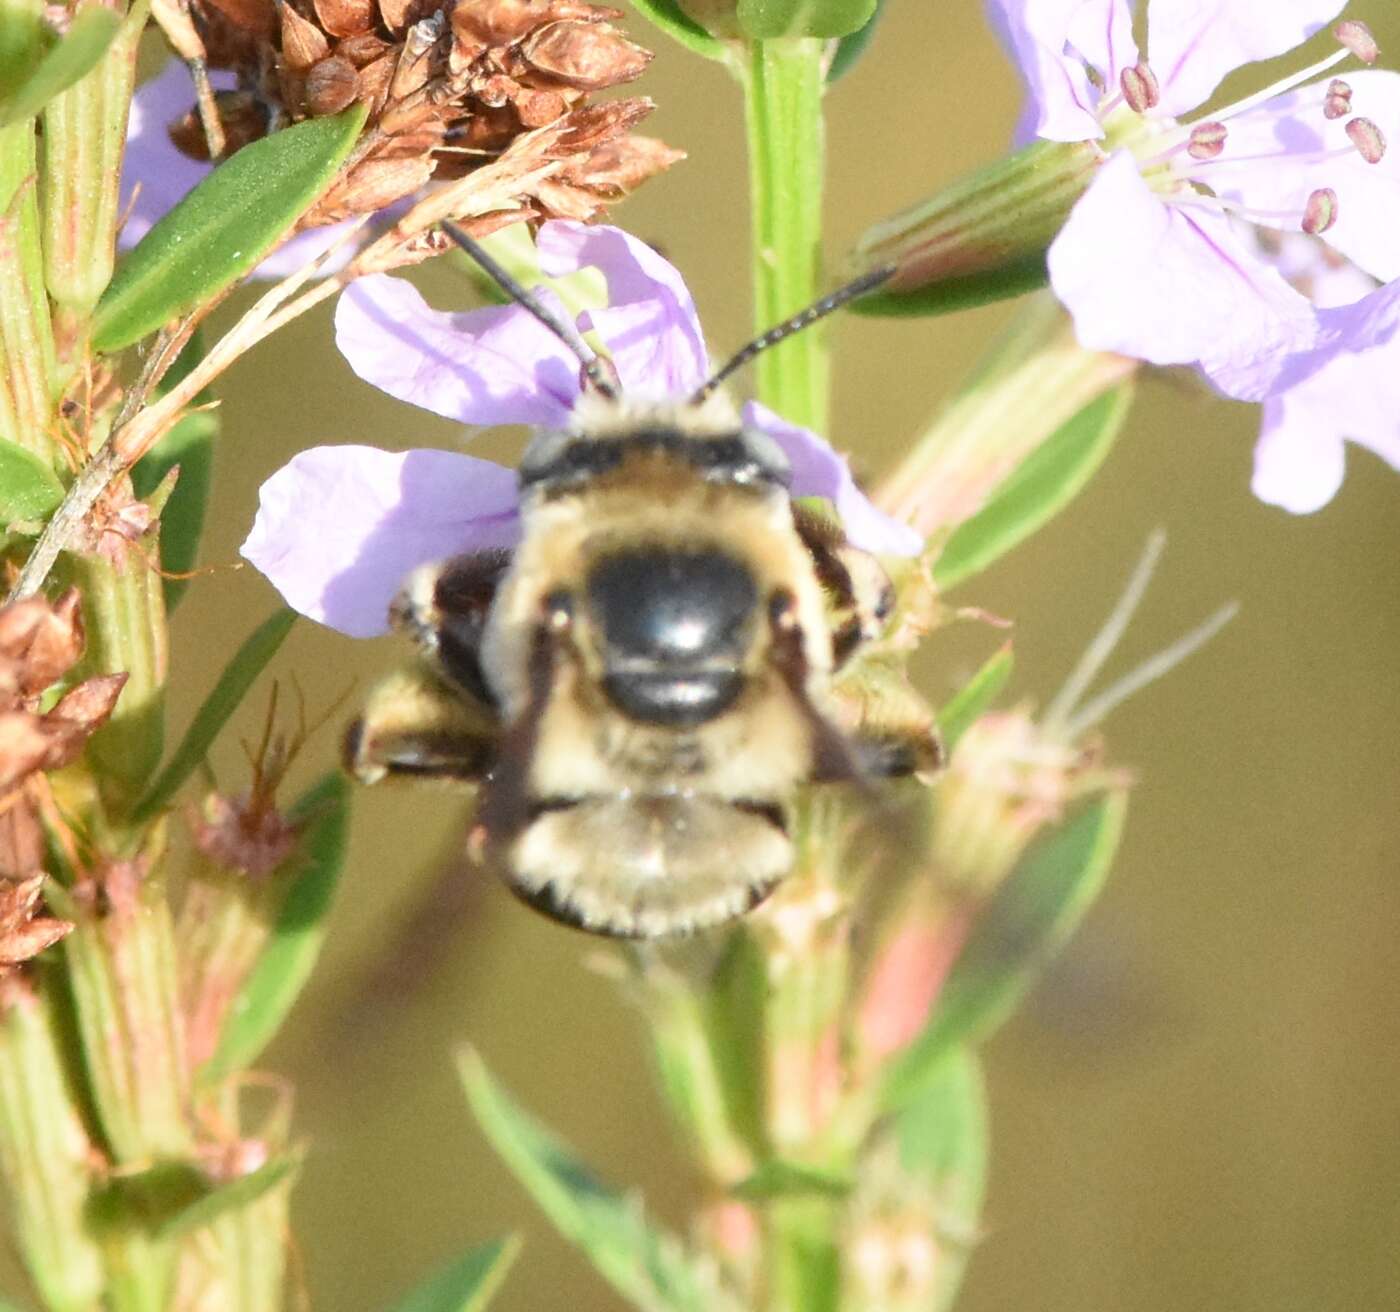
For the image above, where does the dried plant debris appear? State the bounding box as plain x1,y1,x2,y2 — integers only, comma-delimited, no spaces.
0,591,127,974
168,0,682,224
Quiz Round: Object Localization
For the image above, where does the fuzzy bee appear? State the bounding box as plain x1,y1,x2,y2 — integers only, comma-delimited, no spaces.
344,227,937,938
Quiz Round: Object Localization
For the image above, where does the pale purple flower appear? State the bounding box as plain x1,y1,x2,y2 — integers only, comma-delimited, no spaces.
242,221,922,636
1249,237,1400,511
121,61,362,278
991,0,1400,398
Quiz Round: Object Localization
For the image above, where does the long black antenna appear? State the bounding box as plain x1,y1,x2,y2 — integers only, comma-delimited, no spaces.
440,221,619,399
692,263,896,404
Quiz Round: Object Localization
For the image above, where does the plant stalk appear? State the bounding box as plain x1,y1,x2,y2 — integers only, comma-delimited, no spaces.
742,37,827,432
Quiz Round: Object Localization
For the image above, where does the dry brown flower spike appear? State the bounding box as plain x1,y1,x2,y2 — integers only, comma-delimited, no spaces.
169,0,683,227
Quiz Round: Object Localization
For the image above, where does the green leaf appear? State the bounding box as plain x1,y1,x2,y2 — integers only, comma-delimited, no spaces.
156,1153,301,1242
737,0,876,38
0,7,121,127
890,1050,987,1312
199,772,350,1081
882,792,1128,1112
628,0,728,57
92,104,366,352
730,1159,852,1201
933,381,1133,592
938,643,1013,757
133,332,218,611
130,609,295,823
0,437,63,523
825,0,886,82
458,1049,742,1312
389,1236,522,1312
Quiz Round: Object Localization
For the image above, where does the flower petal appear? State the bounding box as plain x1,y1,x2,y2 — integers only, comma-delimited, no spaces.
1201,70,1400,283
120,62,221,253
985,0,1130,142
742,402,924,557
241,445,521,637
1047,151,1317,398
1146,0,1347,116
335,275,581,428
537,221,709,394
1252,394,1347,511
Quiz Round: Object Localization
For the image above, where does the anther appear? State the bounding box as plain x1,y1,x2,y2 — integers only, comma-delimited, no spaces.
1335,20,1379,65
1323,78,1353,120
1187,121,1227,161
1302,188,1338,235
1346,116,1386,164
1120,61,1161,113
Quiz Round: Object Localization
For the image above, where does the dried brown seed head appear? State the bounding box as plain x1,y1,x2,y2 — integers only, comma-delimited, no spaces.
520,20,652,91
305,55,362,115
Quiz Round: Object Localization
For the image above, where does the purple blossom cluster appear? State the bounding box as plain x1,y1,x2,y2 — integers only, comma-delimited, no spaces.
991,0,1400,510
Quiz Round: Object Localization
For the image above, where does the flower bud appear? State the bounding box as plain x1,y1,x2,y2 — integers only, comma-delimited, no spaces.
849,139,1101,318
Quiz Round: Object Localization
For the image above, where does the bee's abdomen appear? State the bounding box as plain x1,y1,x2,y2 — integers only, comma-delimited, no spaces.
586,548,757,727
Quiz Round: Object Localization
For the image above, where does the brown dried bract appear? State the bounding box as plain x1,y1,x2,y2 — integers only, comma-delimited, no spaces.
0,875,72,973
0,591,126,884
175,0,677,225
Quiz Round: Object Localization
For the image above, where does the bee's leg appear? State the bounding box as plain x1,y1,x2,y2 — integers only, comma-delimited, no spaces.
791,506,895,670
768,589,939,783
470,589,573,853
766,589,866,784
391,549,513,707
344,664,498,784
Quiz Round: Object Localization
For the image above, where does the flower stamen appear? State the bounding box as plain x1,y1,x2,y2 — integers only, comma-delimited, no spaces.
1344,116,1387,164
1120,61,1161,114
1302,188,1339,235
1323,78,1353,120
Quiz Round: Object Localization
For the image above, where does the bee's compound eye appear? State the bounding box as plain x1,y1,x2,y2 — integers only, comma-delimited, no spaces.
587,549,757,665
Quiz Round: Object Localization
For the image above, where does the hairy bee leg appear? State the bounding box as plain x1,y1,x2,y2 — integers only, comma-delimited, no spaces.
766,589,867,785
345,665,498,784
791,506,895,670
470,590,572,856
391,550,512,706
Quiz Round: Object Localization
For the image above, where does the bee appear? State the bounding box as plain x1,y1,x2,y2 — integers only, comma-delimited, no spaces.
344,226,939,938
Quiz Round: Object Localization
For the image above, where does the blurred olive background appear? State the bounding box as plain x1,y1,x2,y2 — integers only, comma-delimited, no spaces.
29,3,1400,1309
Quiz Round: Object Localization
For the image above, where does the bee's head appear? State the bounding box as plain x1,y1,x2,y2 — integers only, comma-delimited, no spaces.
517,394,791,499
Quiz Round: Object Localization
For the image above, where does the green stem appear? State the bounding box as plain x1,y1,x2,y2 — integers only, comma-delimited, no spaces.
764,1196,840,1312
0,981,104,1312
0,118,59,462
743,37,827,431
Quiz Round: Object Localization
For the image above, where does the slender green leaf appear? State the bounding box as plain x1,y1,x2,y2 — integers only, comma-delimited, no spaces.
389,1235,522,1312
0,437,63,522
933,382,1133,591
458,1048,742,1312
156,1153,301,1242
938,644,1013,757
890,1050,987,1312
130,609,295,822
0,8,121,127
737,0,875,38
199,772,350,1080
133,332,218,611
882,792,1128,1111
628,0,727,57
92,104,366,352
826,0,886,82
